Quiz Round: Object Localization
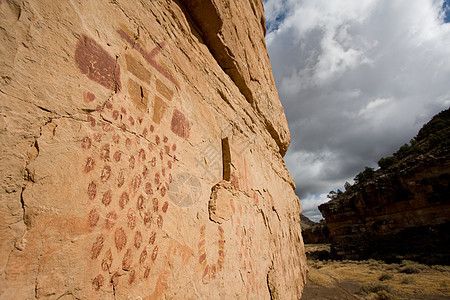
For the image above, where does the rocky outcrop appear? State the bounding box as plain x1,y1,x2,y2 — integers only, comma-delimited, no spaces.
0,0,306,298
300,215,330,244
319,109,450,265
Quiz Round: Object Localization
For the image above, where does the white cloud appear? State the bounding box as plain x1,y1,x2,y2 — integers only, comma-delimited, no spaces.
264,0,450,220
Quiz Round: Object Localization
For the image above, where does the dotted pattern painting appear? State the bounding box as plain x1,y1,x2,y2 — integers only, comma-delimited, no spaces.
230,199,263,298
75,29,193,293
197,224,226,284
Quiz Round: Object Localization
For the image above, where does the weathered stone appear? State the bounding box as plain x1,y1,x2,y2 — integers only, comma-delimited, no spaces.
0,0,306,299
320,109,450,265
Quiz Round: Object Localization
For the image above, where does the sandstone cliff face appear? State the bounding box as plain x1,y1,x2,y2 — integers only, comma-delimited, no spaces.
319,109,450,265
0,0,306,299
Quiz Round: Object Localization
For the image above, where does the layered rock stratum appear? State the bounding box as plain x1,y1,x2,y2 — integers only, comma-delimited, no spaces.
0,0,307,298
320,108,450,265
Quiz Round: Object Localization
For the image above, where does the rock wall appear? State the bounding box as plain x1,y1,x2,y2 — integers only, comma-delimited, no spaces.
319,109,450,264
0,0,307,298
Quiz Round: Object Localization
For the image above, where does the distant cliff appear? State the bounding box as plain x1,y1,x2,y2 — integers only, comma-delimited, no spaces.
300,214,330,244
319,108,450,264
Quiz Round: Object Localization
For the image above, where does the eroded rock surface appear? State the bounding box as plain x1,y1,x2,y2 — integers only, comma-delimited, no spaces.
0,0,306,298
319,109,450,265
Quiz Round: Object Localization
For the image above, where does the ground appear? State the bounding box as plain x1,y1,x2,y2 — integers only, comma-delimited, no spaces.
302,244,450,300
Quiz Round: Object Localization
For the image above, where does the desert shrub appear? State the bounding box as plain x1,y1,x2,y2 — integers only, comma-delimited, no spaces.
399,265,421,274
378,273,393,281
378,156,398,170
374,290,395,300
401,277,414,284
359,283,391,294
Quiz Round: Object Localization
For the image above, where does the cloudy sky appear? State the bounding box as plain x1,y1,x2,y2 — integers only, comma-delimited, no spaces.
262,0,450,221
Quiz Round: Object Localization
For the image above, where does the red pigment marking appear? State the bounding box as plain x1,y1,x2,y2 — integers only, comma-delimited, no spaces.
129,116,135,126
87,181,97,200
211,265,217,279
198,240,205,249
120,124,127,132
113,134,120,144
81,136,92,149
88,208,99,227
142,128,148,138
154,172,160,185
114,227,127,251
121,107,127,115
101,165,111,182
129,155,135,169
149,232,156,245
167,161,172,169
106,102,113,109
172,143,177,152
113,151,122,162
117,29,179,89
144,211,152,227
169,174,173,183
100,144,110,161
163,136,168,143
151,246,159,261
127,209,136,229
84,91,96,103
105,211,117,229
84,157,95,173
139,149,146,161
140,249,147,264
92,274,104,291
203,265,209,278
144,266,151,279
157,215,163,229
137,195,144,210
119,192,130,209
75,35,121,91
155,135,160,145
218,225,224,234
200,224,206,234
152,198,158,212
112,110,119,120
145,182,152,195
161,168,166,177
171,109,190,138
117,171,125,188
122,248,133,271
134,231,142,249
87,115,96,127
129,270,136,284
102,122,113,132
164,145,170,154
159,150,164,161
93,133,102,143
91,235,104,259
143,166,149,179
101,249,113,271
138,117,143,124
160,186,166,197
125,138,132,149
162,201,168,213
150,125,154,133
218,240,225,248
199,253,206,264
102,190,112,206
151,157,157,167
219,250,225,258
96,105,102,112
131,175,141,193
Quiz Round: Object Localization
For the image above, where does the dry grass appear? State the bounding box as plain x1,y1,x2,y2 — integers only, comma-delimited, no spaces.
304,244,450,300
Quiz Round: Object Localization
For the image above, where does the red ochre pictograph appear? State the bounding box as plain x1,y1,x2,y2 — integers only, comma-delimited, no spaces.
79,97,179,292
197,224,226,284
230,198,262,299
75,30,195,295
